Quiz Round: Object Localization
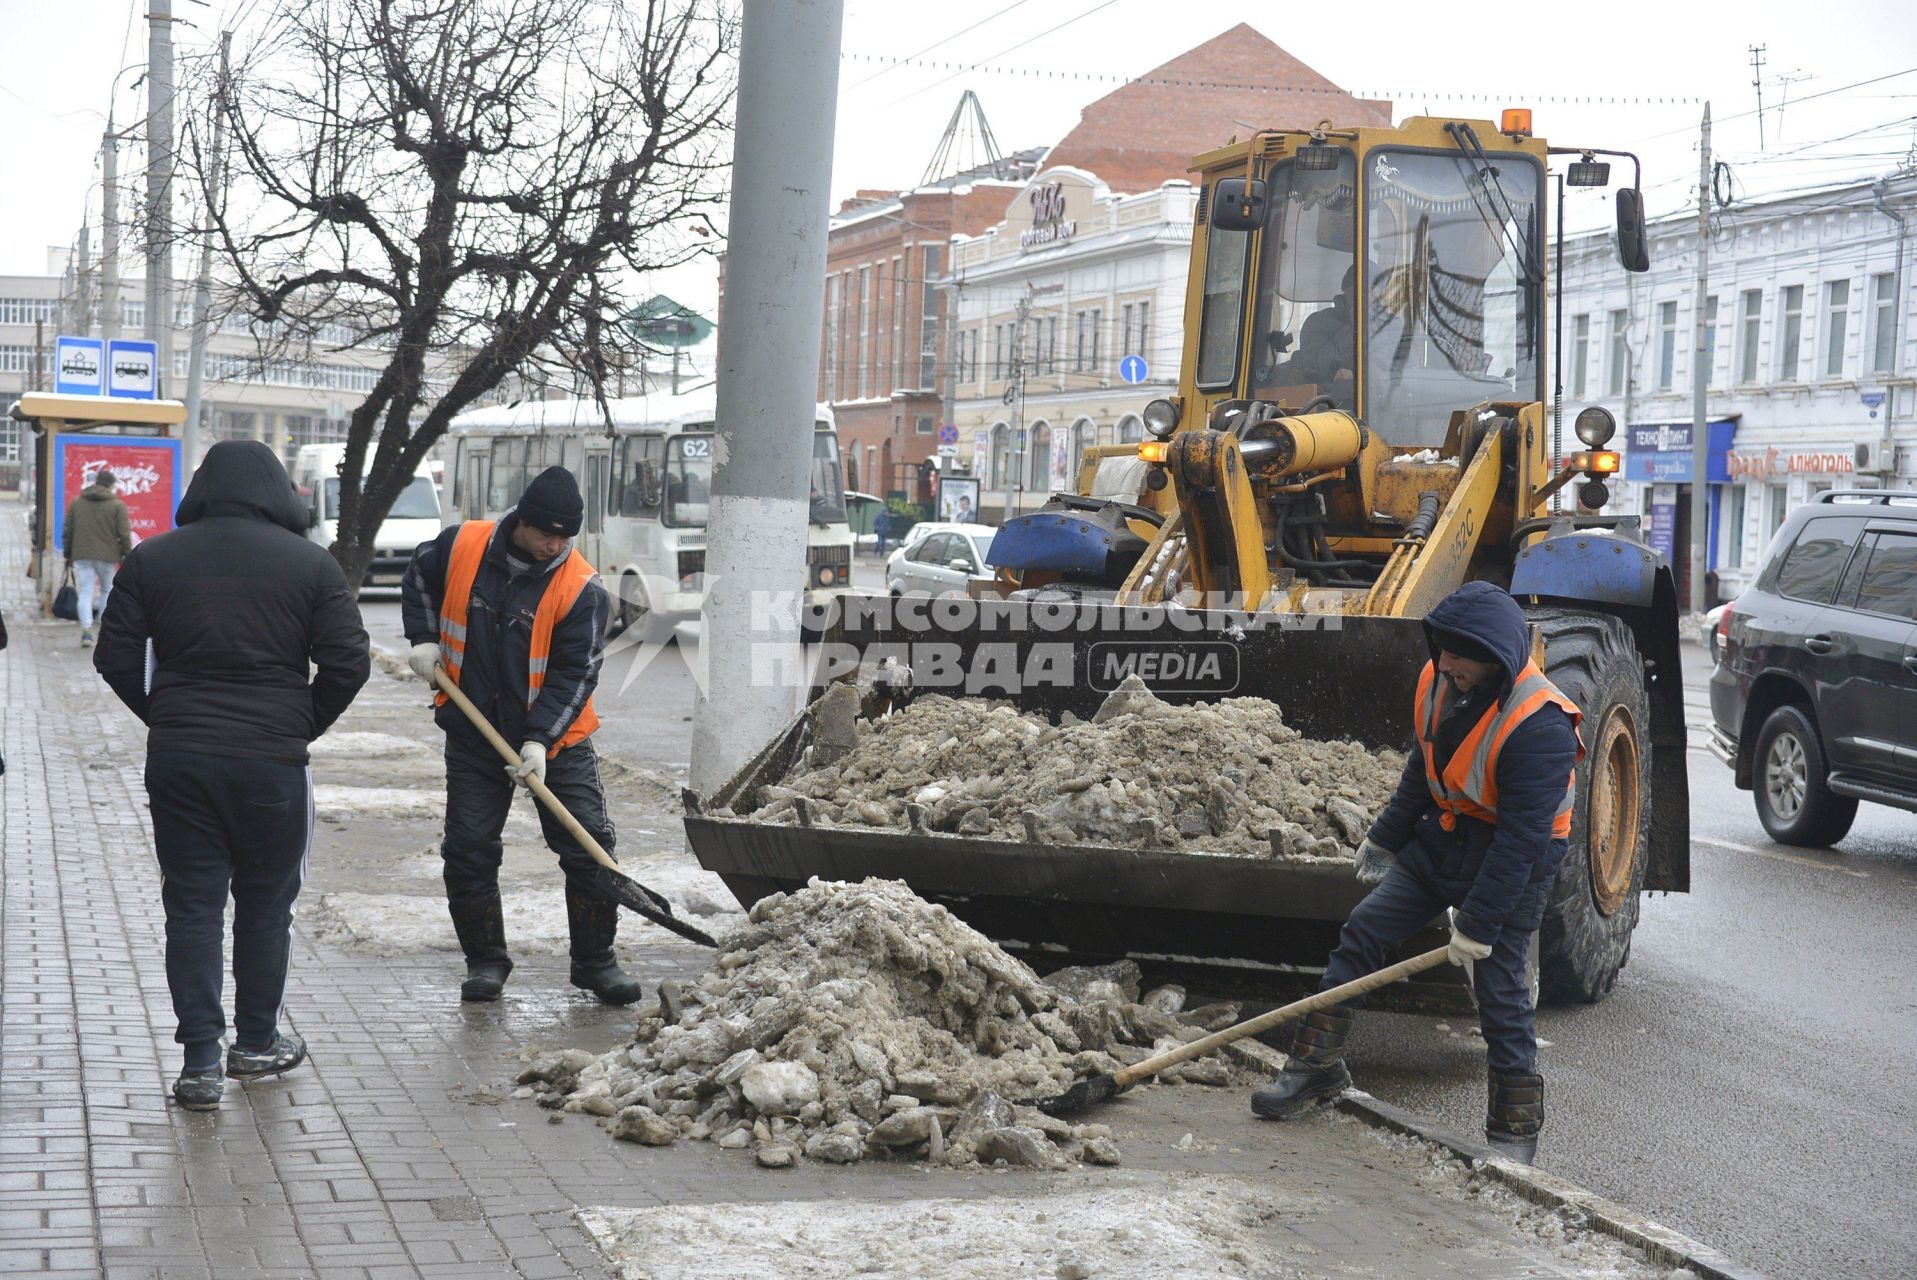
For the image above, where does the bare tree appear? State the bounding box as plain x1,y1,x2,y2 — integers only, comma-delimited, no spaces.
184,0,735,584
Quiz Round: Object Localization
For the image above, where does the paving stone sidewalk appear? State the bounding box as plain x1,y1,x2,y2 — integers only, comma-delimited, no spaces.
0,504,1710,1280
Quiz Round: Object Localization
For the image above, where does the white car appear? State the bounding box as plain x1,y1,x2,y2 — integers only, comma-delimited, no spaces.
886,524,999,597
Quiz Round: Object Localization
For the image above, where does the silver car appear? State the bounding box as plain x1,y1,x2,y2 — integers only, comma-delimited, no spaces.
886,524,998,597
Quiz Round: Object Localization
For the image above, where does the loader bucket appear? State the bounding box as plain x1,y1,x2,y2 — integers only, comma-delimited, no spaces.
682,599,1469,1009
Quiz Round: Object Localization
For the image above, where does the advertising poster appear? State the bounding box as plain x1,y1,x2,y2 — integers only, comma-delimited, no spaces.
937,476,980,524
52,434,185,551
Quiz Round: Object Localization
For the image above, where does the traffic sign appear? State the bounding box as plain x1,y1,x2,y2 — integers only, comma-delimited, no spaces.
54,336,105,396
937,424,959,445
106,339,159,400
1862,390,1887,418
1118,354,1148,385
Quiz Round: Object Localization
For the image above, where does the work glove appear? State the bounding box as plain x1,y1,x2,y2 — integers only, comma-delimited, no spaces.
1447,921,1494,967
1354,837,1397,885
511,741,548,788
407,642,441,683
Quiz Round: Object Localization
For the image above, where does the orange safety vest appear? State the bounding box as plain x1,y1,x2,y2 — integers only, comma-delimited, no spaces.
1413,658,1584,838
435,520,601,756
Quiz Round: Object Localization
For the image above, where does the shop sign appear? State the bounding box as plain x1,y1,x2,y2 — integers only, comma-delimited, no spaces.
1725,447,1855,480
1019,182,1077,250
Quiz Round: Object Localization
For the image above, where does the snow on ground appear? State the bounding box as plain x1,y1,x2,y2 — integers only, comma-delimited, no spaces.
577,1163,1676,1280
577,1182,1300,1280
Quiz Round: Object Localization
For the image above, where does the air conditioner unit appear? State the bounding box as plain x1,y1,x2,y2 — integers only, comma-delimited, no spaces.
1855,440,1892,474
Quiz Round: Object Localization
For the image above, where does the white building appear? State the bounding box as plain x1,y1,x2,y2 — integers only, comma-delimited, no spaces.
947,167,1195,520
1555,173,1915,601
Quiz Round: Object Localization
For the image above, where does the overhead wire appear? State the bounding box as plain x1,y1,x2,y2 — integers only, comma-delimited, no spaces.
841,1,1037,92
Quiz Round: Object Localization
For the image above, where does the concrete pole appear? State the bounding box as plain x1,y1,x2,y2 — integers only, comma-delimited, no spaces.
688,0,844,798
184,32,231,470
146,0,175,398
1689,105,1712,613
102,124,121,344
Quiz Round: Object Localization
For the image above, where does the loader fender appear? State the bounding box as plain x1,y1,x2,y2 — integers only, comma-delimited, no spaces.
1510,528,1659,606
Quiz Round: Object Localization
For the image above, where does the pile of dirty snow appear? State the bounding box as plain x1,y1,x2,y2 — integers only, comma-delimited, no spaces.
743,677,1403,860
517,878,1243,1169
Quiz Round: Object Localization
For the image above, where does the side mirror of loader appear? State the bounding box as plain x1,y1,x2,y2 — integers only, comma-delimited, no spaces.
1616,188,1651,272
1210,177,1269,231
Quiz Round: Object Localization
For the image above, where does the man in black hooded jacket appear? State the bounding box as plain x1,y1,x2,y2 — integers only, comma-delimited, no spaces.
95,440,370,1111
1249,582,1582,1162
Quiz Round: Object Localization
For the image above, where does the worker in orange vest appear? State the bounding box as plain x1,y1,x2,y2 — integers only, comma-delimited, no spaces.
400,466,643,1005
1250,582,1583,1163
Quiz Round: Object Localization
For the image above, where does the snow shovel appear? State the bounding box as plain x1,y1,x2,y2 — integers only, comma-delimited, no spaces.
431,665,720,948
1032,946,1452,1117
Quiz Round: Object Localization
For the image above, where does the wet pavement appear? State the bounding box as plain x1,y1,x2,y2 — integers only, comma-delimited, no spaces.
1,523,1723,1278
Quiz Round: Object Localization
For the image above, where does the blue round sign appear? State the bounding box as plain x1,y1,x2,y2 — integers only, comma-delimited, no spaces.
937,424,959,445
1119,354,1148,385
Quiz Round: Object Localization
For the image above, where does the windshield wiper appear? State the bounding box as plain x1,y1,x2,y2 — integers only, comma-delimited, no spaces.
1442,122,1543,286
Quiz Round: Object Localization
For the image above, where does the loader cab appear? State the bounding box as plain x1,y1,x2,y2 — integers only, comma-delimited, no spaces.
1200,120,1547,444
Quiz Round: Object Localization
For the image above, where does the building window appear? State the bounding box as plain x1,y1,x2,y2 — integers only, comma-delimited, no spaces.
1870,272,1898,374
1118,415,1143,444
1120,303,1147,360
1778,284,1803,381
857,266,871,398
992,324,1005,380
1606,308,1630,398
123,299,145,331
892,255,905,388
1726,484,1746,570
919,245,942,389
915,415,934,436
1571,314,1589,399
871,259,885,393
1703,296,1719,388
821,274,839,400
1135,301,1149,362
1657,300,1677,391
1738,288,1763,384
1073,418,1097,478
1037,315,1057,376
1072,308,1102,373
1766,484,1789,540
991,423,1011,489
0,297,57,325
1824,279,1850,378
1027,422,1051,492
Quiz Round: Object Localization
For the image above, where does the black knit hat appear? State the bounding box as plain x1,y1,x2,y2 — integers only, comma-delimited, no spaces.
1428,625,1499,667
516,466,583,537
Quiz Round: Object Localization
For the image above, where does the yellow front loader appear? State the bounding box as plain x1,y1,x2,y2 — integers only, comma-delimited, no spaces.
691,114,1690,1008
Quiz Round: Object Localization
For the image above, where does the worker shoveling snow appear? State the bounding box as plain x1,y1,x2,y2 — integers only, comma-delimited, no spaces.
516,878,1243,1169
740,676,1404,859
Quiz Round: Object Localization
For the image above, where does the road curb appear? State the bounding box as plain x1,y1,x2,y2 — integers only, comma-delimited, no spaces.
1333,1089,1770,1280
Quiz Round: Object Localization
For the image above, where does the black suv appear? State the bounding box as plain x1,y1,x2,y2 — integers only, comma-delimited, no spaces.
1709,490,1917,846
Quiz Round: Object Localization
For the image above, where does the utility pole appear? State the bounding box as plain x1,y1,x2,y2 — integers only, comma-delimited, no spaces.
184,30,231,470
688,0,844,797
1689,106,1712,615
102,121,121,344
1748,46,1767,151
73,222,93,337
146,0,176,397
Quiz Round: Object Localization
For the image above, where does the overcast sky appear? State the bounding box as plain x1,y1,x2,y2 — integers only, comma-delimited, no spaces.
3,0,1914,316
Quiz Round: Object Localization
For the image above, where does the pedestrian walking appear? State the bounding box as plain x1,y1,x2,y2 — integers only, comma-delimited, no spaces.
94,441,371,1111
1248,582,1582,1163
63,467,133,646
400,466,643,1006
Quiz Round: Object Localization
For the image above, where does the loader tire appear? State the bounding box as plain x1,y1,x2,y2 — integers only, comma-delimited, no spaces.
1528,607,1652,1006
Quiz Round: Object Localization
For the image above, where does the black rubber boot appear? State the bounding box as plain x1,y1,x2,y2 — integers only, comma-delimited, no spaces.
1485,1069,1544,1163
448,893,513,1002
1251,1006,1354,1119
566,886,646,1006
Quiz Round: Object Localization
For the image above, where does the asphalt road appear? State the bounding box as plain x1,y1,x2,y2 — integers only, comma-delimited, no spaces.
361,595,1912,1277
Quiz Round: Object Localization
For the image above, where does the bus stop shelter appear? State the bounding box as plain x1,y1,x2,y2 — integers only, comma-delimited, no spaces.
9,392,188,613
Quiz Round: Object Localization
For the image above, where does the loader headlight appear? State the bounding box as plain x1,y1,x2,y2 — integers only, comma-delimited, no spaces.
1574,406,1617,447
1142,398,1180,439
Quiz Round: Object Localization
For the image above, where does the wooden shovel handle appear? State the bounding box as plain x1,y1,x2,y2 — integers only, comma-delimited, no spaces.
431,666,623,879
1113,946,1454,1089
